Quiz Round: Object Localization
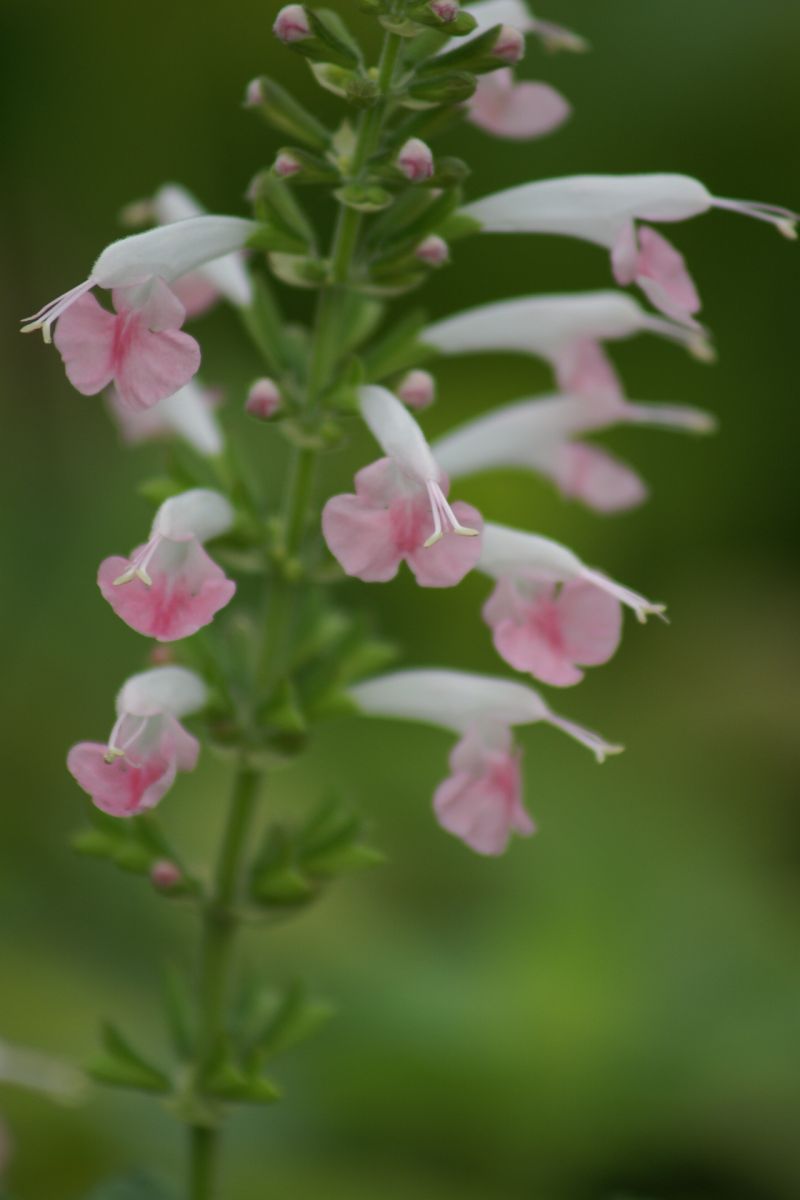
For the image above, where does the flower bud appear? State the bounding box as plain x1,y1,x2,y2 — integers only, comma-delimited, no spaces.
415,235,450,266
397,369,437,410
273,4,311,43
397,138,435,183
149,644,176,666
150,860,183,891
243,78,265,109
492,25,526,64
246,378,283,420
275,151,302,179
430,0,459,21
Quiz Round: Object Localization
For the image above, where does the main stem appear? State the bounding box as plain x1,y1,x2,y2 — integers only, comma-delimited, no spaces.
187,30,401,1200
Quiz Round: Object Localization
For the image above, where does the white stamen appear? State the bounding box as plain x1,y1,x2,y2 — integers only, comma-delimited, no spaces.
545,712,624,763
21,279,95,341
113,534,163,587
714,196,799,238
104,713,148,764
423,480,480,548
580,568,667,625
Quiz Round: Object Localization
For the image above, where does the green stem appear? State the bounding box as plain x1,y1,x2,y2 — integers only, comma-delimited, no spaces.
186,28,403,1200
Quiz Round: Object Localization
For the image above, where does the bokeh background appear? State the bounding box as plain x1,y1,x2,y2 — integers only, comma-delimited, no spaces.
2,1,800,1197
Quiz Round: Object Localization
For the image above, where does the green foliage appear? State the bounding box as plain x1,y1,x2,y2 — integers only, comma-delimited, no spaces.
82,1176,174,1200
72,807,197,895
88,1023,171,1094
247,76,331,151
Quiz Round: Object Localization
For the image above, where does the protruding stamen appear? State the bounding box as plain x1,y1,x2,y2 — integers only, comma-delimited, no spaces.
104,713,148,765
21,279,94,342
423,480,480,549
713,197,799,239
113,535,162,588
546,711,625,763
581,568,668,625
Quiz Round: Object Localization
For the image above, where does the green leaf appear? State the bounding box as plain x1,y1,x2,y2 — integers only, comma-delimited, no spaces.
247,77,330,151
361,308,432,380
244,980,334,1066
89,1023,170,1094
161,966,195,1059
239,274,287,373
203,1053,280,1105
248,171,316,249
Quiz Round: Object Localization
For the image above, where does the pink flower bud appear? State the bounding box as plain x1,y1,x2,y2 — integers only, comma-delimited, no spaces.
151,860,183,891
244,78,264,109
415,235,450,266
149,645,176,666
273,4,311,44
397,369,437,410
246,378,282,420
430,0,459,21
397,138,435,183
274,151,302,179
492,25,526,64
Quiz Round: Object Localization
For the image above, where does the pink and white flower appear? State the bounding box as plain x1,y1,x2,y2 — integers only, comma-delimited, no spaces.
397,138,435,183
349,668,622,854
22,214,256,409
273,4,312,43
434,391,716,512
123,184,254,316
322,386,482,587
67,666,206,817
106,378,224,458
415,235,450,266
245,377,283,420
468,69,571,141
464,174,798,324
98,489,236,641
424,290,715,394
478,522,665,685
397,368,437,410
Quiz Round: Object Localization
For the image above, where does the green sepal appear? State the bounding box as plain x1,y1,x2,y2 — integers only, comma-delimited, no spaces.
268,253,332,289
309,62,363,102
259,680,307,737
307,8,362,67
336,294,385,356
247,172,316,250
361,307,432,380
335,183,393,213
274,145,339,184
89,1023,171,1094
417,23,510,75
250,826,317,907
202,1050,280,1105
344,75,380,109
356,271,427,298
240,980,334,1068
436,211,482,242
247,76,330,151
385,102,467,152
406,70,477,107
136,476,185,506
161,966,195,1060
239,274,287,373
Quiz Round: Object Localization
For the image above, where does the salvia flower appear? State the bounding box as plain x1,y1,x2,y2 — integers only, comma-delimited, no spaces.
397,138,435,183
424,290,714,396
106,378,224,458
479,521,665,685
434,392,715,512
67,667,206,817
464,0,587,54
322,386,482,587
468,69,571,141
415,234,449,265
98,489,236,641
22,215,256,409
463,174,798,324
350,669,622,854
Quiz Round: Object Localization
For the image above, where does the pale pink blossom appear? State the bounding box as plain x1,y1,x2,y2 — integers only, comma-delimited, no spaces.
415,235,449,265
434,391,715,512
273,4,311,43
478,522,665,685
350,668,622,853
397,368,437,410
463,1,588,54
106,378,224,457
22,216,255,407
246,377,283,420
397,138,435,183
67,667,206,817
464,174,798,323
424,291,715,393
322,386,482,587
468,70,570,141
98,489,236,641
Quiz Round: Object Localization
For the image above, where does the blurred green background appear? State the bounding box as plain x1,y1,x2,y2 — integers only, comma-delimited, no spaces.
2,1,800,1197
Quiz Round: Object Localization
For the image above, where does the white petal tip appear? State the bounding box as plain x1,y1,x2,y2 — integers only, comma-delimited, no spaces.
777,219,798,241
688,335,716,364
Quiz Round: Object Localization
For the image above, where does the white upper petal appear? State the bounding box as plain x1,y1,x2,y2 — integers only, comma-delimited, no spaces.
425,291,650,359
349,669,550,733
433,394,591,476
359,385,439,482
154,488,235,542
92,216,257,288
479,522,584,581
151,185,252,306
117,666,208,719
464,174,712,247
463,0,537,35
